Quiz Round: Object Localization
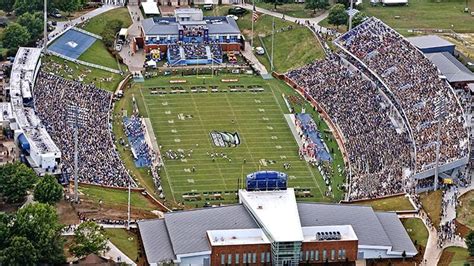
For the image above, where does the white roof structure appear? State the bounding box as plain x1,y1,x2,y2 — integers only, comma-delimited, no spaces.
207,229,271,246
239,188,304,242
302,225,358,242
142,0,160,15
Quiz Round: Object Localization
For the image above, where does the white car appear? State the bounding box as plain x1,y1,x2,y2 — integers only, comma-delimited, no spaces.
255,47,265,55
115,43,122,52
226,14,238,21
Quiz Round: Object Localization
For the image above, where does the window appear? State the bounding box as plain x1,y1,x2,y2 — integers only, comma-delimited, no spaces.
331,249,336,261
323,249,327,261
221,254,225,265
310,250,314,261
235,254,240,264
261,252,265,263
305,251,309,261
341,249,346,260
266,252,271,263
243,253,247,263
315,250,319,261
252,253,257,263
228,254,232,265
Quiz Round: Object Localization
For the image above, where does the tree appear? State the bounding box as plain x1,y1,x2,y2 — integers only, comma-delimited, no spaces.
13,0,43,16
34,175,63,204
17,12,43,42
70,221,109,258
0,236,38,265
55,0,80,16
352,11,368,28
101,19,124,48
327,4,348,28
0,162,37,203
0,0,15,14
13,203,65,263
305,0,329,13
466,231,474,257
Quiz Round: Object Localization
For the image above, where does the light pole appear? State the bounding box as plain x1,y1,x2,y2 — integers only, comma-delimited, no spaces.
66,104,88,203
433,95,446,191
348,0,354,31
43,0,48,50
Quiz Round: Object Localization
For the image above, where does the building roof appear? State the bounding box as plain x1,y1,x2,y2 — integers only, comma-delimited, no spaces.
239,188,304,242
141,0,160,15
425,52,474,83
142,16,240,36
138,219,175,262
407,35,454,50
163,205,258,255
139,199,417,263
207,228,271,246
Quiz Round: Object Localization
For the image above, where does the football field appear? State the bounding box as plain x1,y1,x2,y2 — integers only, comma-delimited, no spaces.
138,75,332,205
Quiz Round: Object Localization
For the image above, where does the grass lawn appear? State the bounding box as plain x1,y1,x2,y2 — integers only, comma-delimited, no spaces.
420,190,442,228
121,74,345,206
348,195,414,211
255,2,317,18
457,190,474,230
42,55,123,92
401,218,429,248
104,229,139,262
78,184,157,211
81,7,132,35
360,0,474,34
202,5,324,73
77,40,119,70
439,247,470,266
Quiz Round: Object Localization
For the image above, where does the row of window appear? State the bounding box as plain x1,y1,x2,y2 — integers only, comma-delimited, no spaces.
220,252,272,265
299,249,346,262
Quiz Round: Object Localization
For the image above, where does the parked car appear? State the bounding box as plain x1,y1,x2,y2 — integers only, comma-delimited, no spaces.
226,14,238,21
255,47,265,55
228,7,247,15
203,4,213,10
115,43,122,52
49,9,62,18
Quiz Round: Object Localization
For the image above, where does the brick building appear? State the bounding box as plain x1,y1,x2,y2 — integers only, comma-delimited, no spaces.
138,188,417,265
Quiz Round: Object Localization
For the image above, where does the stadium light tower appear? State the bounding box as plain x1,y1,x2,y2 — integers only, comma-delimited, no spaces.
433,95,447,191
43,0,48,50
348,0,354,31
67,104,88,203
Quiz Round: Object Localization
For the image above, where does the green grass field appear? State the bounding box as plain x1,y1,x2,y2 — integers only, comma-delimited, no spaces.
360,0,474,33
131,74,345,206
77,40,119,70
42,55,123,92
255,2,316,18
401,218,429,248
81,7,132,35
348,195,414,211
104,229,139,261
457,190,474,230
439,247,470,266
79,185,156,211
420,190,443,228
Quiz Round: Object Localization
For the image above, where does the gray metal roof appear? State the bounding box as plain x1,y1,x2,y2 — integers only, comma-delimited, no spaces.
426,52,474,83
138,219,175,263
407,35,454,49
375,212,418,254
297,203,392,247
141,16,240,36
142,18,179,36
164,205,259,255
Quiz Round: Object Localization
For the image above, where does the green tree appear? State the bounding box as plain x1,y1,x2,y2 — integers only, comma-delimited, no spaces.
0,162,37,203
0,236,38,265
327,4,348,28
0,0,15,14
70,221,109,258
0,212,11,249
17,12,43,42
14,203,65,263
13,0,43,15
305,0,329,13
352,11,367,28
34,175,63,204
55,0,80,16
101,19,124,48
466,231,474,256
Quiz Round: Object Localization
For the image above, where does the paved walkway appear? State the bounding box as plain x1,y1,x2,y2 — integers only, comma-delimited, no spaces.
118,5,146,73
241,41,269,75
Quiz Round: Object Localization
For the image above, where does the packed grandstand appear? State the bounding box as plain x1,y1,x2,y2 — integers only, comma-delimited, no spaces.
285,18,469,200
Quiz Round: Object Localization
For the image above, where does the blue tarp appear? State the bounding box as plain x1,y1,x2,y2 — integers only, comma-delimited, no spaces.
18,133,30,151
123,117,152,168
48,29,97,59
296,113,332,162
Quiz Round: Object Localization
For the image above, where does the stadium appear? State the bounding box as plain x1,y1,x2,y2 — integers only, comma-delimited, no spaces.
1,0,473,264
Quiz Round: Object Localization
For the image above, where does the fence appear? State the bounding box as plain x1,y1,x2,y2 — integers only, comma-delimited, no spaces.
47,50,122,74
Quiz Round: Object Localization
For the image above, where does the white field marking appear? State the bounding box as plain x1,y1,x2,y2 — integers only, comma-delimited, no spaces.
162,101,168,106
165,110,171,115
168,120,174,124
271,136,278,140
184,168,191,173
267,126,273,130
258,108,265,112
262,117,269,121
275,145,282,149
187,179,195,183
174,138,181,142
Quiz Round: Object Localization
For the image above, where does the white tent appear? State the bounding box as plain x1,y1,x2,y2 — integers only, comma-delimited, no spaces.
146,60,157,68
142,0,160,15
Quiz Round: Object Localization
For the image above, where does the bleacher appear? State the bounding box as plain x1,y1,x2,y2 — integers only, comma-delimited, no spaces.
167,43,223,66
123,116,152,168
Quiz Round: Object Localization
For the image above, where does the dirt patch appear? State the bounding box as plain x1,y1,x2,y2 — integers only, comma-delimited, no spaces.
74,198,158,221
455,219,471,238
0,201,22,213
438,250,455,266
57,199,80,225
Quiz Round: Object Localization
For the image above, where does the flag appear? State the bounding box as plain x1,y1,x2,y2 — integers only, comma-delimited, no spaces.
252,2,258,22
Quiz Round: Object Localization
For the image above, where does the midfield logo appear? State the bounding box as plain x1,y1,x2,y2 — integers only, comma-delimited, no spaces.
210,131,241,147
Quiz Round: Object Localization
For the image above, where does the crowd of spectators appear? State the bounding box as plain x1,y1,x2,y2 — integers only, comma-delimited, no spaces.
123,116,153,167
287,56,412,199
335,18,468,173
34,71,133,187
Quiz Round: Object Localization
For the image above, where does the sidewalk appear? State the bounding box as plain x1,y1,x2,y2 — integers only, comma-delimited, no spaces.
118,5,146,73
241,41,269,75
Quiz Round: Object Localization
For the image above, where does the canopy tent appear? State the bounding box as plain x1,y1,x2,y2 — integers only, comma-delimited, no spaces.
142,0,160,15
146,60,157,68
